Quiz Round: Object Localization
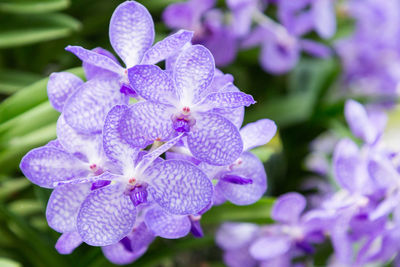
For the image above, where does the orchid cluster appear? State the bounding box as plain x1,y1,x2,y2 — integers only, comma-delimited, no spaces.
18,1,276,265
217,99,400,266
336,0,400,102
163,0,336,74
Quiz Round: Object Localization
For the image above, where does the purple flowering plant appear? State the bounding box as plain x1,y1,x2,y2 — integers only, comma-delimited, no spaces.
2,0,400,266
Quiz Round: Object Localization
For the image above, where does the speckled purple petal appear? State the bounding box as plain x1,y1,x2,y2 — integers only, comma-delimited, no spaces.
20,146,87,188
109,1,154,67
174,45,215,103
240,119,277,151
312,0,336,39
217,152,267,205
249,235,292,260
144,206,191,239
63,78,128,134
77,183,136,246
142,30,194,65
345,99,377,144
101,222,155,265
120,101,175,147
203,91,255,109
145,160,213,215
65,46,124,75
55,231,82,254
57,114,102,161
46,183,90,232
54,171,118,187
272,192,306,223
83,47,120,80
216,222,259,250
47,72,83,112
103,105,140,165
128,65,177,103
187,112,243,165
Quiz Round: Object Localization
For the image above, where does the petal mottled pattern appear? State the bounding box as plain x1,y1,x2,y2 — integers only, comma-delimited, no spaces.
77,183,136,246
240,119,277,151
47,72,83,112
109,1,155,67
146,160,213,215
188,112,243,165
46,183,91,232
63,78,128,134
20,146,87,188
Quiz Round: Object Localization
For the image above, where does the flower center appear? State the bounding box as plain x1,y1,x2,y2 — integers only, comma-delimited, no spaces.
172,109,196,133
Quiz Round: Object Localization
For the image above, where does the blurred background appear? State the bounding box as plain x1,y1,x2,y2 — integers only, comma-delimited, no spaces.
0,0,372,266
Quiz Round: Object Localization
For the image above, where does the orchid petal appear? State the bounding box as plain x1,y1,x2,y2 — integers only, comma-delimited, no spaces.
103,105,140,166
55,231,83,254
144,206,191,239
83,47,120,80
345,99,377,144
240,119,277,151
65,45,124,75
142,30,194,65
174,45,215,104
128,64,177,103
188,112,243,165
312,0,336,39
249,235,292,260
46,183,91,232
77,183,136,246
120,102,175,147
216,222,259,250
109,1,155,67
217,152,267,205
20,146,87,188
146,160,213,215
47,72,83,112
271,192,306,223
63,78,128,134
203,90,255,109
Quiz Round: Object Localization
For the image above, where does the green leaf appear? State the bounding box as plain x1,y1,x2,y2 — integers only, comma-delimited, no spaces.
0,67,83,124
0,258,21,267
0,177,30,199
0,0,69,14
9,199,42,216
0,69,42,94
0,123,56,174
0,13,80,48
202,197,275,225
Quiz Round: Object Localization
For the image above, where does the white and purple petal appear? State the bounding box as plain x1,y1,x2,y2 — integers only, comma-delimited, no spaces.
55,231,83,254
63,78,128,134
174,45,215,104
128,65,177,103
141,30,194,65
216,152,267,205
249,235,292,260
46,183,91,232
65,46,124,75
20,146,88,188
188,112,243,165
47,72,83,112
240,119,277,151
202,91,255,109
109,1,155,67
119,102,175,147
144,206,191,239
103,105,140,166
145,160,213,215
77,183,136,246
83,47,120,80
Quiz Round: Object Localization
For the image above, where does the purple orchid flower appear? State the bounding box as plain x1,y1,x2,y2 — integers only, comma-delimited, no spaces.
62,1,193,134
118,45,255,166
62,104,213,247
201,119,276,205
